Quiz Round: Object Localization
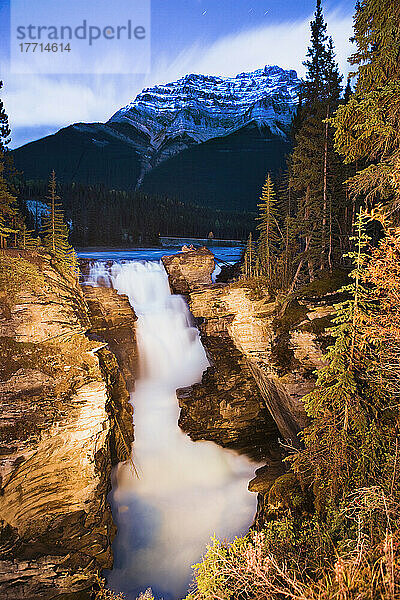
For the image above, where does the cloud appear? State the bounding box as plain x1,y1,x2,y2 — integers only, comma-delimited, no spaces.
165,10,353,80
4,10,354,146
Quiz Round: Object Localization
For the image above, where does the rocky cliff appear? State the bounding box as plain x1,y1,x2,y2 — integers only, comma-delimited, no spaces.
161,247,215,295
0,251,135,599
162,249,335,525
82,284,138,392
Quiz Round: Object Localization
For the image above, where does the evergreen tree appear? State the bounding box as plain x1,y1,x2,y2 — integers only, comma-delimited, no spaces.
0,158,18,248
256,174,278,282
292,209,377,509
242,233,255,279
17,222,39,250
289,1,344,279
275,171,298,289
332,0,400,210
42,171,77,271
343,78,352,103
0,82,18,247
302,0,328,104
0,82,11,151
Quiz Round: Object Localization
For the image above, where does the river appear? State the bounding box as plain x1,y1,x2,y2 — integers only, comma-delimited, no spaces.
81,246,259,600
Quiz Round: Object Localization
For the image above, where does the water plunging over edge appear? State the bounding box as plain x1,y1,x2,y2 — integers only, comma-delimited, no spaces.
87,260,260,600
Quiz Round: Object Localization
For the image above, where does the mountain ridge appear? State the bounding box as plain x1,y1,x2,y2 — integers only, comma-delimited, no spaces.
12,65,300,211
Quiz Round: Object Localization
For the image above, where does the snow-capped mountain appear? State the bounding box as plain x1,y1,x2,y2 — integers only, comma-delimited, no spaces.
109,65,299,150
12,65,300,211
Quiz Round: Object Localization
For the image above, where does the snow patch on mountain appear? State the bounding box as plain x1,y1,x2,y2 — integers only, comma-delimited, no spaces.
109,65,300,149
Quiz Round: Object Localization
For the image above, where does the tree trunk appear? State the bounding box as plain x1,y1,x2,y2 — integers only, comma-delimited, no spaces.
321,104,330,270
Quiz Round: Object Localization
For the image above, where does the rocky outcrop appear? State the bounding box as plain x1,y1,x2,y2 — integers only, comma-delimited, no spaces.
178,333,281,461
187,284,336,526
186,285,332,446
161,248,215,294
0,251,134,599
162,250,336,527
82,284,138,391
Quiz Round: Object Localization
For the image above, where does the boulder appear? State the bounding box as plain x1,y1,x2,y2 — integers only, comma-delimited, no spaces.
162,247,215,294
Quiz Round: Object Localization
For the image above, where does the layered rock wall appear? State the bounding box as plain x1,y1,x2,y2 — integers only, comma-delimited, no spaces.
161,247,215,294
0,252,135,599
162,249,333,526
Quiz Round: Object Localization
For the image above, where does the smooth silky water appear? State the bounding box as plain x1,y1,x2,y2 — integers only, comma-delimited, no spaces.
85,254,259,600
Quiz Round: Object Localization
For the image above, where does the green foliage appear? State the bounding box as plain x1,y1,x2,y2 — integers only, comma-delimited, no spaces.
0,81,39,249
188,214,400,600
295,269,349,299
302,0,328,103
0,254,45,309
291,211,378,506
0,151,18,248
93,577,127,600
241,232,255,279
331,0,400,210
19,179,254,247
286,0,346,281
193,5,400,600
256,174,279,283
41,170,77,272
0,81,11,151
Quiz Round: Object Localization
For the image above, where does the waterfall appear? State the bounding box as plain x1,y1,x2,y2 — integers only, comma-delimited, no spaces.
88,260,258,600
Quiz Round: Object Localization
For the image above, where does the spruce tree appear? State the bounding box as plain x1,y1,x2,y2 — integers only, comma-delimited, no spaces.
302,0,328,104
256,174,278,282
42,171,77,271
242,233,255,279
0,82,11,151
292,209,376,508
332,0,400,210
0,155,18,248
289,0,343,278
0,82,18,247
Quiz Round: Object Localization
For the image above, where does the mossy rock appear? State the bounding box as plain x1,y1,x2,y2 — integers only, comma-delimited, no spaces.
295,269,349,300
274,301,309,335
268,473,307,515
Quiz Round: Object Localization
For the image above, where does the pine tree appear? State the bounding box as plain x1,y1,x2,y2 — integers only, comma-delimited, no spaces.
17,222,39,250
302,0,328,104
0,157,18,248
332,0,400,210
242,233,255,279
0,81,11,152
289,1,344,279
42,171,77,271
275,171,298,289
0,82,18,247
256,174,278,282
343,78,352,103
292,209,377,509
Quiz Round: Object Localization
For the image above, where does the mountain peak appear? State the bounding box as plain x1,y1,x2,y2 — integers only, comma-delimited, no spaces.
108,65,300,148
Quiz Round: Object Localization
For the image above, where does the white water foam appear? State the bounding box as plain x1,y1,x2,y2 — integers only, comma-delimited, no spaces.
88,260,259,600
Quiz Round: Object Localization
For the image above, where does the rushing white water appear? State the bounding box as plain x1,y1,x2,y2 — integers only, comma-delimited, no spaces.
88,260,259,600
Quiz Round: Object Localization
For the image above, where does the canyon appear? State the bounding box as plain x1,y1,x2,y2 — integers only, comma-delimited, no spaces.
161,248,334,524
0,246,333,599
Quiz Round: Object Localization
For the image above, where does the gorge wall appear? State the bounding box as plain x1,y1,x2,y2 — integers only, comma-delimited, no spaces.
0,251,136,600
162,248,334,525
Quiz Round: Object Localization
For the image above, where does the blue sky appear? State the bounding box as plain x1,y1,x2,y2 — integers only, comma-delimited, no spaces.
0,0,355,148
